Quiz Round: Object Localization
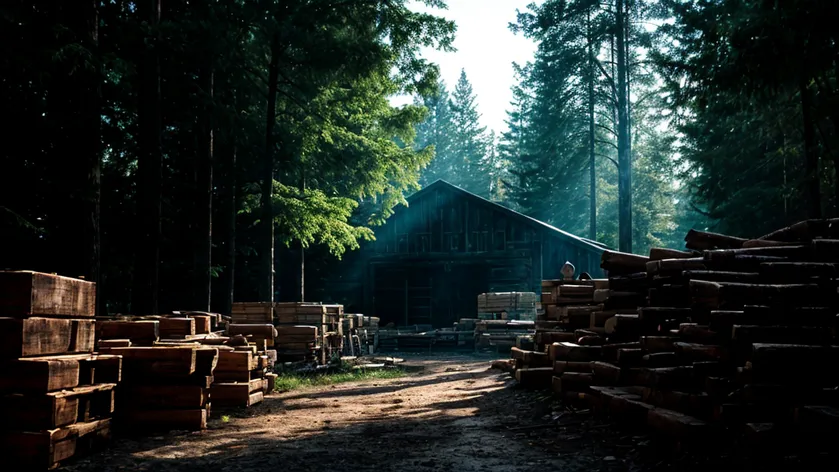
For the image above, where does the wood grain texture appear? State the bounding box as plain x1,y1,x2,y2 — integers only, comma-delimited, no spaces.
0,271,95,317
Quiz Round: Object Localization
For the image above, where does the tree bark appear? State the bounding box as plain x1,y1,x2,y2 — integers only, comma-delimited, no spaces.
261,32,281,303
221,144,237,314
587,9,597,241
193,56,214,311
616,0,632,253
800,76,821,219
133,0,163,315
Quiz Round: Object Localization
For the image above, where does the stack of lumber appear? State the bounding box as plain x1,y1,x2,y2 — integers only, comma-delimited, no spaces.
174,311,223,334
98,344,218,431
227,323,276,350
275,302,342,364
477,292,538,320
358,315,379,353
341,314,365,356
510,345,553,388
475,320,535,353
0,271,118,469
377,325,435,351
209,347,267,408
535,220,839,451
275,325,319,363
231,302,274,324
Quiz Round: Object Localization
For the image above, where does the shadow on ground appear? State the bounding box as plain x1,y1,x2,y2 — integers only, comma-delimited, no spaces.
59,354,815,472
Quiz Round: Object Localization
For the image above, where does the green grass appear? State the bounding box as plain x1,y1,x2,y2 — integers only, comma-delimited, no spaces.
274,365,405,393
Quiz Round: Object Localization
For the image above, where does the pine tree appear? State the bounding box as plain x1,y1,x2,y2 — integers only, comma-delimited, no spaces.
415,82,455,186
449,69,490,197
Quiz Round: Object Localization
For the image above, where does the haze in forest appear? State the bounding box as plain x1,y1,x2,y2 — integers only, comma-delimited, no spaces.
389,0,541,134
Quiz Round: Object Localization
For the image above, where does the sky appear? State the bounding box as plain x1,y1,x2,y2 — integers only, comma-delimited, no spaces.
390,0,543,135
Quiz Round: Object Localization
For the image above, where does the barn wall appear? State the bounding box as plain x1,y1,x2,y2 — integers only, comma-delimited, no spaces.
325,183,605,326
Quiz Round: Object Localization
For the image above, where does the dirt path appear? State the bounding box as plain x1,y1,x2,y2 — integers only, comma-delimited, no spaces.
66,354,643,472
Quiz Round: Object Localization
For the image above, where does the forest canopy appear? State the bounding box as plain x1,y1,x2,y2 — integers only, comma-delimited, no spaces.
1,0,837,315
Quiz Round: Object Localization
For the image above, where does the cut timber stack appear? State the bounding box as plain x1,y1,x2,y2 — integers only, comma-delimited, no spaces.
231,302,274,324
275,325,319,363
359,316,379,352
475,320,535,353
532,220,839,453
0,271,118,469
99,344,218,431
209,347,266,408
477,292,538,320
275,303,342,364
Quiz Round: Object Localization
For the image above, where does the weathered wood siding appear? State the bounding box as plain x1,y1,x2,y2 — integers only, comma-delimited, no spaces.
324,182,605,326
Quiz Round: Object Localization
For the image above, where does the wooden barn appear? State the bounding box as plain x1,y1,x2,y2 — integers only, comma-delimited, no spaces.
326,180,608,327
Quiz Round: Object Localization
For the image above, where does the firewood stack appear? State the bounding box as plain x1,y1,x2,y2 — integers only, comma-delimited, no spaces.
0,271,118,469
542,220,839,452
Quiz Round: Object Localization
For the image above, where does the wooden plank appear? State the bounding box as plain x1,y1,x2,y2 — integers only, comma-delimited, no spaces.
0,317,89,358
210,380,265,406
0,271,95,318
116,408,207,431
0,383,116,430
118,385,207,409
158,318,195,338
0,418,111,469
99,346,196,378
97,320,159,342
0,357,80,393
216,350,254,372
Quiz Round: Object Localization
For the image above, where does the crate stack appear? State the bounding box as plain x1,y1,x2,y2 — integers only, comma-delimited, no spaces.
0,271,119,469
477,292,538,320
275,302,342,364
522,219,839,452
341,314,365,356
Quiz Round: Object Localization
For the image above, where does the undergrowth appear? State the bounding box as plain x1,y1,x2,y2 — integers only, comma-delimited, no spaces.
274,363,405,392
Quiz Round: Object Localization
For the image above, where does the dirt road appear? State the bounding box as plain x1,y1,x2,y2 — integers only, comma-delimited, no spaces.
66,354,647,472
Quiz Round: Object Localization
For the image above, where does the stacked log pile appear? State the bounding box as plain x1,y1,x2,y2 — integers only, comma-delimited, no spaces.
477,292,538,320
507,220,839,453
0,271,117,469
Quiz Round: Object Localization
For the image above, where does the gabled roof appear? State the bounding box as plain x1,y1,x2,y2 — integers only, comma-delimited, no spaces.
407,180,610,254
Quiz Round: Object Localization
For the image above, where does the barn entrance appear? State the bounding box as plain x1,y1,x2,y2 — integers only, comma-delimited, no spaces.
371,261,490,328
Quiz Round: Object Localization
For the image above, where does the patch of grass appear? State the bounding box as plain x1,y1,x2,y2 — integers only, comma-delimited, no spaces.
274,365,405,393
221,415,230,423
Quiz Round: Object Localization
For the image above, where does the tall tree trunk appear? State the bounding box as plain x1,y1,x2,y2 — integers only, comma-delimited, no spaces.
299,170,305,302
587,9,597,241
800,76,821,218
193,58,214,311
221,144,237,314
133,0,163,315
261,32,280,303
616,0,632,253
